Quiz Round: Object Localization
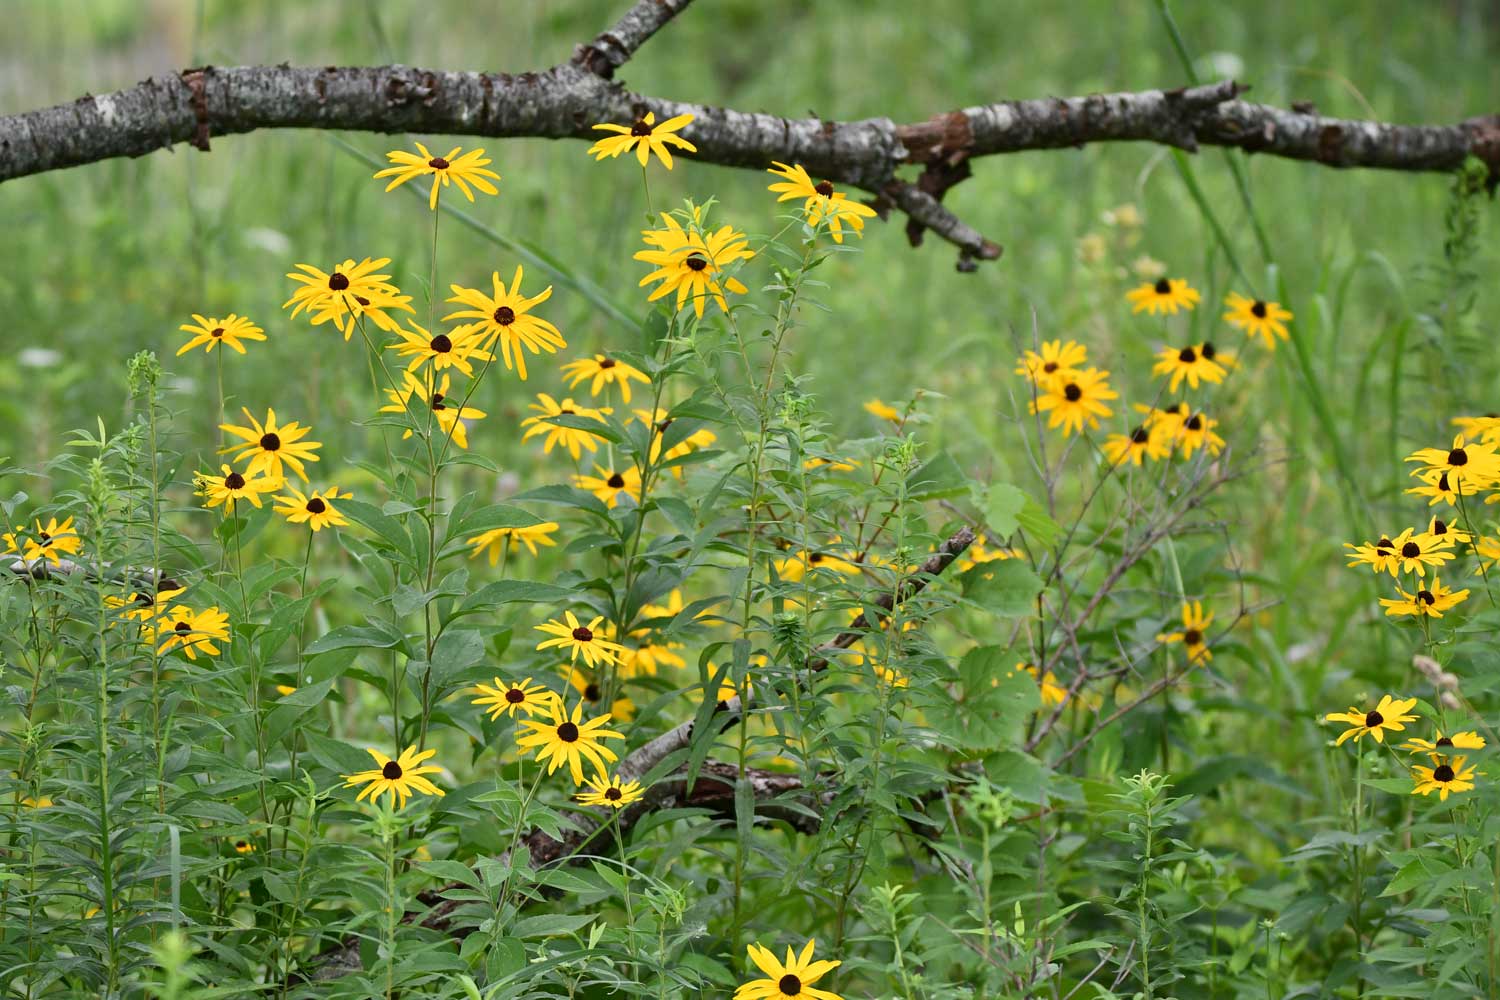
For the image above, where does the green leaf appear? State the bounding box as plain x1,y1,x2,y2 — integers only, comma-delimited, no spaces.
337,498,415,562
906,451,969,501
431,629,485,687
302,732,375,776
450,504,552,539
962,559,1044,616
1017,497,1063,548
305,622,406,656
950,646,1040,751
984,484,1028,540
509,913,597,939
457,580,577,617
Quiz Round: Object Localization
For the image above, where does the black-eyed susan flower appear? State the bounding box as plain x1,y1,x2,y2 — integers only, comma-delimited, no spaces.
616,637,687,679
1344,536,1398,575
1406,468,1474,507
1383,527,1455,578
1151,343,1227,392
1452,414,1500,445
514,699,625,785
635,212,754,318
535,611,626,668
1031,368,1117,436
341,745,445,809
736,940,844,1000
148,605,230,661
1407,435,1500,492
570,666,636,721
863,399,902,423
1411,756,1477,801
1424,515,1471,546
374,142,500,210
955,537,1023,573
1137,402,1189,435
276,685,297,697
576,772,646,809
574,465,642,508
1379,577,1470,618
1102,425,1171,467
803,456,859,473
283,257,414,338
194,465,280,510
1223,292,1293,350
273,486,349,532
233,840,255,855
1401,730,1486,756
774,547,863,582
1127,277,1200,316
387,321,493,378
177,313,265,356
1474,535,1500,575
444,267,565,380
220,407,322,482
765,162,878,243
1156,601,1213,665
3,517,82,566
632,407,717,471
471,676,557,720
1176,410,1225,459
560,353,650,404
1014,340,1087,389
21,795,53,809
104,581,186,625
468,521,559,564
1325,694,1419,745
521,394,610,460
1021,663,1068,706
588,111,696,169
380,369,487,449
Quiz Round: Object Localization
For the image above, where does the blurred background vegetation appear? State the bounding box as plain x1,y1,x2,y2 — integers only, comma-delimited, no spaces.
1,0,1496,722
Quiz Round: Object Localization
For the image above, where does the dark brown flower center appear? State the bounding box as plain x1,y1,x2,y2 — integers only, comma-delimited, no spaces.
572,626,594,642
328,272,350,291
1251,300,1267,318
355,295,371,306
1154,278,1172,295
174,621,192,633
235,841,248,849
584,683,601,701
1376,537,1394,550
211,327,224,338
607,473,625,488
1365,710,1384,728
1183,628,1203,645
259,432,281,452
1201,342,1216,359
1042,361,1058,373
557,722,580,742
1418,590,1436,605
431,393,446,411
1063,383,1082,402
1448,447,1468,466
382,761,403,780
630,118,653,137
505,687,526,703
1434,763,1455,782
560,407,575,415
1178,346,1197,363
1437,736,1455,747
225,472,246,490
428,156,450,170
430,334,453,353
809,553,824,564
39,532,51,543
1130,426,1150,444
1185,415,1203,431
684,253,708,271
1432,519,1449,535
599,357,617,369
778,974,802,996
604,786,622,801
493,306,516,326
306,497,327,514
1439,472,1451,491
814,180,835,197
1401,541,1421,559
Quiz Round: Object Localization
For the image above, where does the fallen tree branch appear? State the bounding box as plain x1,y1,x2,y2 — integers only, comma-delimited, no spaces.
1,0,1495,266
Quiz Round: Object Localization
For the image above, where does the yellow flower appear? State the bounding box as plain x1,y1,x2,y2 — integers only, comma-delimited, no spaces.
632,407,717,473
515,699,625,785
1126,277,1200,315
1343,535,1398,575
1405,468,1475,507
1175,410,1225,459
521,394,611,460
956,537,1023,572
1379,577,1470,618
570,667,636,722
635,212,754,318
1452,415,1500,445
3,516,82,566
148,605,230,661
736,939,844,1000
1102,424,1172,467
1401,730,1486,757
194,465,280,510
574,465,642,508
1411,755,1478,801
1325,695,1419,745
21,795,53,809
380,369,486,449
1223,292,1293,349
863,399,902,423
588,111,696,169
471,676,557,720
233,840,255,855
341,745,445,809
575,772,646,810
104,582,186,626
1031,368,1117,436
560,353,650,404
273,486,350,532
804,456,859,473
535,612,626,668
1380,527,1455,578
283,257,414,338
386,321,493,378
468,522,559,565
765,161,878,242
1406,435,1500,492
1424,515,1471,545
177,313,264,356
1021,663,1068,706
373,142,500,210
444,267,565,381
1474,535,1500,576
1151,343,1228,392
1014,340,1087,389
616,638,687,679
219,407,322,483
275,685,297,697
774,547,863,582
1156,601,1213,665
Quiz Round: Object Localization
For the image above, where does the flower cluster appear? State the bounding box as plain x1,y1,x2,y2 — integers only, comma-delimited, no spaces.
1325,695,1486,801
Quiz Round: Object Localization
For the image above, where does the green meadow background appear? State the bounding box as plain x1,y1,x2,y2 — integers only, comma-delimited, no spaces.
1,0,1496,736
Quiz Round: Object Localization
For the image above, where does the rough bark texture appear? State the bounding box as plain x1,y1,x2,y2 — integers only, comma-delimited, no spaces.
1,0,1495,266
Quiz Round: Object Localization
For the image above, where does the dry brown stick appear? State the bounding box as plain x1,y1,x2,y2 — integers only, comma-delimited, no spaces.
572,0,696,78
